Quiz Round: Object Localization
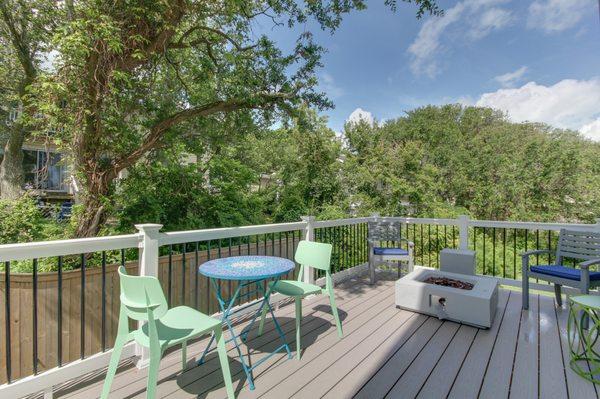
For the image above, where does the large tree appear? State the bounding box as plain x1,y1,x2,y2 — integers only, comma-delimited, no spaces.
28,0,439,237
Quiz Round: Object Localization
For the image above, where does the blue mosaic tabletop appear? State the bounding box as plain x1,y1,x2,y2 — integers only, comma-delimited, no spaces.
198,256,295,280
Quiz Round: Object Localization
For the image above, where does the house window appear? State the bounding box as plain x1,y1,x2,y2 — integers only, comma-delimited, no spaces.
23,150,67,191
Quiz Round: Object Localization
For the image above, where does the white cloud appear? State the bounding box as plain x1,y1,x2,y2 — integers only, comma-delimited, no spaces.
408,0,512,78
527,0,594,33
468,7,513,39
347,108,374,126
320,72,344,99
475,78,600,140
493,66,528,88
581,119,600,141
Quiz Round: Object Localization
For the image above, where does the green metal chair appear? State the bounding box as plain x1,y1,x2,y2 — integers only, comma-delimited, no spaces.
101,266,235,399
257,240,343,359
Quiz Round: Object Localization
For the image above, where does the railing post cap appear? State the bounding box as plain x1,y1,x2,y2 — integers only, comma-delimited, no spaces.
301,216,316,222
458,215,469,220
135,223,163,232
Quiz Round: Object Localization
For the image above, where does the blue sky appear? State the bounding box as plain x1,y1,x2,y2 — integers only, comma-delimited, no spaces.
256,0,600,139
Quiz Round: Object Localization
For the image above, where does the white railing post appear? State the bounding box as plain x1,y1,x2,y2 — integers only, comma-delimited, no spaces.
134,223,162,368
301,216,315,284
595,218,600,232
458,215,470,250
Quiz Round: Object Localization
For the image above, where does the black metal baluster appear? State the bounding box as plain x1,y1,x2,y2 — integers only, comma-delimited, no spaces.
4,261,11,382
482,228,486,275
513,229,517,279
263,234,267,255
101,251,107,351
195,242,199,309
452,226,456,247
435,225,439,267
33,258,39,373
80,254,85,359
548,231,553,264
535,230,540,265
271,233,275,256
420,224,424,266
120,248,125,267
428,224,432,267
57,257,63,366
207,240,212,312
502,229,507,279
182,243,187,305
492,227,496,276
168,245,173,307
444,225,447,249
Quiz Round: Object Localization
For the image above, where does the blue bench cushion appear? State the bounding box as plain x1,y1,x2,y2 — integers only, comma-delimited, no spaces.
530,265,600,281
373,247,409,256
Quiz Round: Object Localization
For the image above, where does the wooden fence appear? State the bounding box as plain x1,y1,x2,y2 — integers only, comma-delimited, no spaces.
0,238,299,384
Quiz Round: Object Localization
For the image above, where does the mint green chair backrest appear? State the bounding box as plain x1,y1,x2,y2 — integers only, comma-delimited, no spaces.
118,266,168,321
295,240,332,272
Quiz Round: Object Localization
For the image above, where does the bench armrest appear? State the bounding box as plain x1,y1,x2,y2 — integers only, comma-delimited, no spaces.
368,238,414,248
580,259,600,270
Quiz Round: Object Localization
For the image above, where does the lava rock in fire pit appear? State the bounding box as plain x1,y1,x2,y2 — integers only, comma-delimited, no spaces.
423,276,474,290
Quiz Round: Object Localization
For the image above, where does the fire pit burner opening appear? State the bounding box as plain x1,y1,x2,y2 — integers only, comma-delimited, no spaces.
423,276,474,290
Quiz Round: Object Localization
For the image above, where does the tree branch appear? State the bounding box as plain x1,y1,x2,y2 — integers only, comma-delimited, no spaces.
113,90,295,171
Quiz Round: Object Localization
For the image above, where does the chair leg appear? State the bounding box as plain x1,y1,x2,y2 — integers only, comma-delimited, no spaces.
369,257,375,285
215,328,235,399
258,301,268,336
181,340,187,371
554,284,563,307
295,297,302,360
100,334,128,399
145,345,162,399
522,261,529,310
328,288,343,338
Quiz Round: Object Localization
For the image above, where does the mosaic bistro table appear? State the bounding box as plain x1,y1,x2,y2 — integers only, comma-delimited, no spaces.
198,256,295,390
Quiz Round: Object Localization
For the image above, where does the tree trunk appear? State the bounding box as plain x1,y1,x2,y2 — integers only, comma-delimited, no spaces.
73,172,112,238
0,125,25,200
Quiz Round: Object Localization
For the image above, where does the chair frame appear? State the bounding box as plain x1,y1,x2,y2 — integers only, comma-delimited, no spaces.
522,228,600,310
101,267,234,399
257,240,343,359
368,218,414,284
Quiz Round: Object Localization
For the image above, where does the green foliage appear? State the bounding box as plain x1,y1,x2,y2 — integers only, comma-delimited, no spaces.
343,105,600,222
0,195,46,244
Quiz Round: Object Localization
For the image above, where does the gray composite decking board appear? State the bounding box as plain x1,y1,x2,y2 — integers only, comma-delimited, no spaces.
478,291,523,399
319,314,429,399
63,276,391,399
48,280,598,399
112,280,397,399
384,320,461,398
538,294,569,399
555,297,599,399
509,292,539,399
217,283,403,399
264,308,417,398
446,289,511,399
415,324,478,399
353,317,444,399
157,281,399,399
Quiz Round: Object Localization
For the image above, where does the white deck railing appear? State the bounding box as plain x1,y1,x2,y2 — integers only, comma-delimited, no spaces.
0,214,599,398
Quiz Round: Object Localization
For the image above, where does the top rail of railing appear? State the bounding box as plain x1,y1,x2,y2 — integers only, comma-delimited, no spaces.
0,215,598,263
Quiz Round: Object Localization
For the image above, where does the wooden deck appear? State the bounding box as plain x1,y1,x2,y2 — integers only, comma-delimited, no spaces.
50,272,597,399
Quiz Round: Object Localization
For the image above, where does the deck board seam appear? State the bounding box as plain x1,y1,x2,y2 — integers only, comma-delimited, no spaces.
319,312,427,398
445,327,480,399
165,283,398,399
381,320,445,399
286,310,419,398
554,302,570,399
256,292,405,398
476,290,512,398
414,323,463,398
507,292,526,398
351,316,432,398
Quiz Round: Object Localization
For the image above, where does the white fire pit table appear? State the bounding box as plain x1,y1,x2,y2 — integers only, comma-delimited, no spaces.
395,267,498,328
